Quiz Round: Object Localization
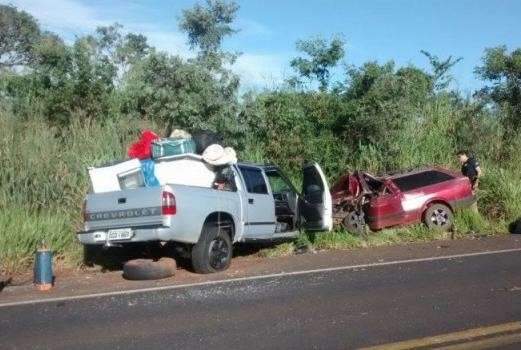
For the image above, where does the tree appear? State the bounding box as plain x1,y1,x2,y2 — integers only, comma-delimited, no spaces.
122,52,240,139
70,37,117,118
0,5,41,68
32,32,68,68
0,19,152,123
334,61,434,158
420,50,462,91
95,24,149,66
343,61,394,100
475,46,521,132
167,0,241,138
118,33,150,65
179,0,239,56
92,24,150,80
290,36,345,91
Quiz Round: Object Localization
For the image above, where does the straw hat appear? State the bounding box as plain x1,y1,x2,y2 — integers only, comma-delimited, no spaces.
202,144,237,166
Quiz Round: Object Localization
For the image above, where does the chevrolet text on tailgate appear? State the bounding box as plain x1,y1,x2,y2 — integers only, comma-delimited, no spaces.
78,161,332,273
86,207,162,221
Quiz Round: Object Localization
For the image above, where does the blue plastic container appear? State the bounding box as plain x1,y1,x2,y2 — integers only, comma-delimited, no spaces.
34,249,53,290
151,138,197,158
140,159,160,187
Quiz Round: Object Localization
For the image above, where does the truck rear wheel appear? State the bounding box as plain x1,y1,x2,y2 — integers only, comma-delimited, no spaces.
423,204,454,231
192,224,232,274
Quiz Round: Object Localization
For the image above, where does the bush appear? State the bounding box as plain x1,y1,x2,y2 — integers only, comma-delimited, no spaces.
0,206,79,275
479,167,521,222
454,209,491,235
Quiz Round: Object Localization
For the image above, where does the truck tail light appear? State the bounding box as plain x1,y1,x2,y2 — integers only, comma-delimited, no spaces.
162,191,176,215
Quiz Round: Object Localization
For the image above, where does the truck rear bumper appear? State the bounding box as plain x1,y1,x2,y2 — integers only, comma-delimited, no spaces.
77,226,193,245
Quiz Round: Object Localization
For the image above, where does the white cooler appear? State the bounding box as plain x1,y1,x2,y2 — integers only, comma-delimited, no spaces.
88,158,143,193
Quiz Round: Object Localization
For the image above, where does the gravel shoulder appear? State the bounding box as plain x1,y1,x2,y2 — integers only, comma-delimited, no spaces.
1,234,521,305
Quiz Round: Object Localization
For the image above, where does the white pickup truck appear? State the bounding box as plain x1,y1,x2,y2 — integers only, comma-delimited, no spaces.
78,161,332,273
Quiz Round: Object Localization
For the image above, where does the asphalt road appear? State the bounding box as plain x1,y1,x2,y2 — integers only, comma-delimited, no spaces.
2,249,521,349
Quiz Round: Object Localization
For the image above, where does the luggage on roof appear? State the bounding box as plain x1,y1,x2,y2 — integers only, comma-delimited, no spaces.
191,130,223,154
151,138,197,158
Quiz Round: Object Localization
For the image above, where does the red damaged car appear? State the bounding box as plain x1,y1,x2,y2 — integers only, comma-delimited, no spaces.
331,167,475,234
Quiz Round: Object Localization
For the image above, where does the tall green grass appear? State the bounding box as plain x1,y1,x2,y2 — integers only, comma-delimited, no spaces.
0,99,520,274
0,109,161,274
0,206,80,274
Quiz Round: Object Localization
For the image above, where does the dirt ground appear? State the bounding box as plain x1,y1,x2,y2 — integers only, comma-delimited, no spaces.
2,235,521,305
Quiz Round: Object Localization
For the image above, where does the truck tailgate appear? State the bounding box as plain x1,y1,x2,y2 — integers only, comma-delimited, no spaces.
84,186,168,231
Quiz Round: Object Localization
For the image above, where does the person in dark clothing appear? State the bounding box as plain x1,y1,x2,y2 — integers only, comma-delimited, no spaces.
457,150,481,212
457,150,482,191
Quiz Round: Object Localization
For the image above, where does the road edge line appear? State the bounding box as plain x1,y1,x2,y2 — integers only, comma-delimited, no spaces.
2,247,521,308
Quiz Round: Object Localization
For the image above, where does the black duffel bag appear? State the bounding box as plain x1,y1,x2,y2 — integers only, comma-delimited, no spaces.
191,130,223,154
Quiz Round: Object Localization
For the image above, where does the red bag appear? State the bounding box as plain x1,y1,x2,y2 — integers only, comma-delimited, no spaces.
127,130,159,160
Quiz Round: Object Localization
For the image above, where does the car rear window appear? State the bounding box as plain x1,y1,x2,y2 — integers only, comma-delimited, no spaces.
392,171,454,192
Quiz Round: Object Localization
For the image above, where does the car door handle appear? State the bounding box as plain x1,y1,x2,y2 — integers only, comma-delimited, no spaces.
248,198,254,204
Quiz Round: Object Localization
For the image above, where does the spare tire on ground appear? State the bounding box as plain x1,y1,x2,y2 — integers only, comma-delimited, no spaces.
123,257,177,280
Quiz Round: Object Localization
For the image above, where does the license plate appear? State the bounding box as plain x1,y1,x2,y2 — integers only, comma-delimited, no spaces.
107,228,133,241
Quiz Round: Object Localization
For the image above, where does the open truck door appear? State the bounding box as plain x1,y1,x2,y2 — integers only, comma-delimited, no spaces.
300,162,333,231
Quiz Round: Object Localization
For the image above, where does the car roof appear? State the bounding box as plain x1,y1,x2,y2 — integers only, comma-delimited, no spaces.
385,167,455,180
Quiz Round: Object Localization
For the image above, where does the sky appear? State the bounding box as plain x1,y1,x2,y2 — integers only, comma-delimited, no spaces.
4,0,521,93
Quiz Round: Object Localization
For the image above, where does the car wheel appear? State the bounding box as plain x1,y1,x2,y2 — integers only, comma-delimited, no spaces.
342,210,367,235
424,204,454,231
192,224,233,274
122,258,177,280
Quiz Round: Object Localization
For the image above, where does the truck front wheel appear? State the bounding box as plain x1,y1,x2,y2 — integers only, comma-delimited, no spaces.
192,224,233,274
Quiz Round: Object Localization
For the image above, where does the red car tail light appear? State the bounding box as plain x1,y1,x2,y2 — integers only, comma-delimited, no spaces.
162,191,176,215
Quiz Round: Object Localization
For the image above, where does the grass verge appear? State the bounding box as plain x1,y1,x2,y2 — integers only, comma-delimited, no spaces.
0,207,82,276
257,211,507,259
